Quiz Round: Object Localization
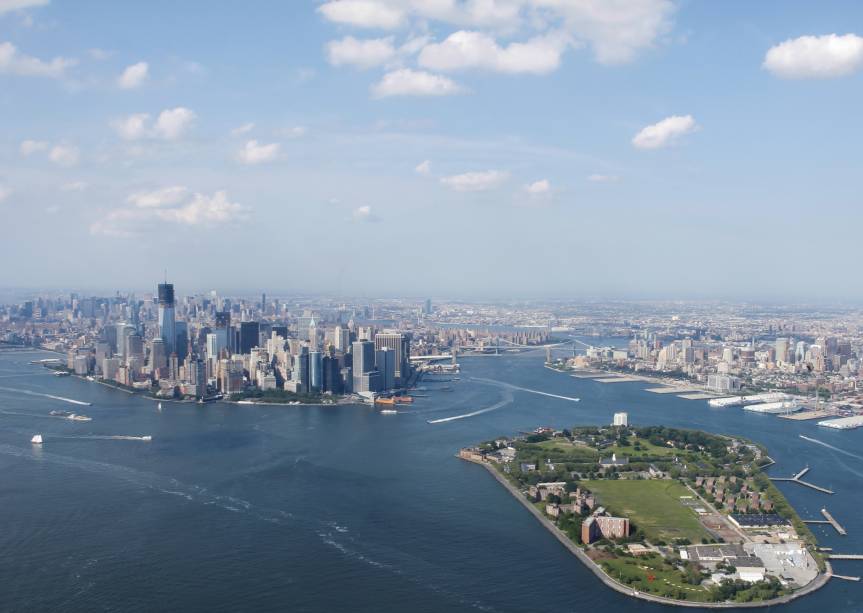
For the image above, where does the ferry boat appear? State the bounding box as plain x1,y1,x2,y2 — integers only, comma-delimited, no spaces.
375,397,396,405
393,396,413,404
31,434,43,444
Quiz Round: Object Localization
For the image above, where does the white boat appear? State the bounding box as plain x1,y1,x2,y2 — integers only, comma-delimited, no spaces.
141,435,152,441
67,414,92,422
380,409,398,414
31,434,43,444
157,402,163,411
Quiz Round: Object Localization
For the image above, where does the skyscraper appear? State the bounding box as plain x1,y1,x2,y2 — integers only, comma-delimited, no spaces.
309,351,322,392
239,321,260,354
352,340,376,393
374,332,410,385
376,347,395,390
157,282,176,356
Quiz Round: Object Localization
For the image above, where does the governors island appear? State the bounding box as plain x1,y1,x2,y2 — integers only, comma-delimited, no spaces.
460,421,831,607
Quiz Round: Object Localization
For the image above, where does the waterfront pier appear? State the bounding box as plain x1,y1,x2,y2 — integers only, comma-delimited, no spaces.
769,466,834,494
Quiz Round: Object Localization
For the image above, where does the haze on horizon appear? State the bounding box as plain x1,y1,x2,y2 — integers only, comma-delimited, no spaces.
2,1,862,301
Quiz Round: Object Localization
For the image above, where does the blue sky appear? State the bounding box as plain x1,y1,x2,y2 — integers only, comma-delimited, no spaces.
2,1,862,300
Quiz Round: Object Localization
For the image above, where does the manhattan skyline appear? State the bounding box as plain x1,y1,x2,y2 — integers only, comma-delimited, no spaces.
3,1,863,299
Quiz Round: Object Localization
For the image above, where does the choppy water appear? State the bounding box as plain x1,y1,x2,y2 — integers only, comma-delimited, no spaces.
1,347,861,612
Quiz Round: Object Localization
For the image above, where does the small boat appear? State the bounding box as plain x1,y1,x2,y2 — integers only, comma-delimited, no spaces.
380,409,398,415
67,414,92,422
157,402,163,411
141,435,152,442
53,371,70,377
31,434,43,444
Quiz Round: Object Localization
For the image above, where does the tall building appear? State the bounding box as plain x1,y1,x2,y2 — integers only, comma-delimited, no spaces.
239,321,260,354
149,338,167,374
376,347,396,391
374,332,410,385
175,321,188,362
424,298,432,315
309,351,322,392
352,340,376,393
775,337,789,364
157,282,176,356
214,311,231,355
612,412,628,427
333,325,350,352
293,346,310,394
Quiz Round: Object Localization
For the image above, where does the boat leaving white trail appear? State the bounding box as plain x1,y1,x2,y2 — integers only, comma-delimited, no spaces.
799,435,863,462
469,377,580,403
55,435,152,442
428,390,514,424
0,385,91,406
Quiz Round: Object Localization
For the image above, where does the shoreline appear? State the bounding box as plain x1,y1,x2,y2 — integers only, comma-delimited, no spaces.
461,456,833,608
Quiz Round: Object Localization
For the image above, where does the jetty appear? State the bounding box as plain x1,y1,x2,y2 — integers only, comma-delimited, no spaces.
803,508,847,535
769,466,834,494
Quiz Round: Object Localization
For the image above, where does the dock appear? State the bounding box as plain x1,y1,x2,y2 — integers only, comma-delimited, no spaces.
822,508,847,535
769,465,834,494
829,555,863,560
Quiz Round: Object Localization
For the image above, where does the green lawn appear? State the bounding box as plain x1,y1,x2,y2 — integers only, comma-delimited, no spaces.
583,479,709,544
605,436,681,458
601,556,711,602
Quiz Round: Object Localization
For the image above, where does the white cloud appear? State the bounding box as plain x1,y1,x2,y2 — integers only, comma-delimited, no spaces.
327,36,396,69
0,41,76,78
237,139,280,165
0,183,10,203
153,107,196,140
19,139,48,155
372,68,463,97
88,48,112,61
352,204,381,222
763,34,863,79
533,0,674,64
524,178,550,194
48,143,79,166
418,30,563,74
440,169,508,191
0,0,49,16
318,0,404,29
111,113,150,140
632,114,697,149
112,108,195,141
117,61,148,89
92,188,247,236
415,159,432,175
231,122,255,136
281,125,307,138
587,173,619,182
60,180,88,192
127,186,188,208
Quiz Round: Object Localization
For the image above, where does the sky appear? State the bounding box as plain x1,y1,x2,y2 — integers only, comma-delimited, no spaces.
1,1,863,300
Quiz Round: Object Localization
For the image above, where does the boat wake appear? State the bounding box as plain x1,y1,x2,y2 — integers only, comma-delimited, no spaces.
427,390,514,424
61,435,152,442
0,385,91,406
469,377,580,402
799,435,863,462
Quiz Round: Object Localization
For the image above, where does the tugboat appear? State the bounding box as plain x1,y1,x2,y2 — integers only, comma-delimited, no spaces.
31,434,43,445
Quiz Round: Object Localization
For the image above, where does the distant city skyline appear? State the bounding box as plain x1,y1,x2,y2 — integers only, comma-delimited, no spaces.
3,1,863,299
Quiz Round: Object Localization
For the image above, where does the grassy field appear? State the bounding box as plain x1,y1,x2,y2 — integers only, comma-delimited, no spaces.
605,436,680,458
601,556,712,602
583,479,709,543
